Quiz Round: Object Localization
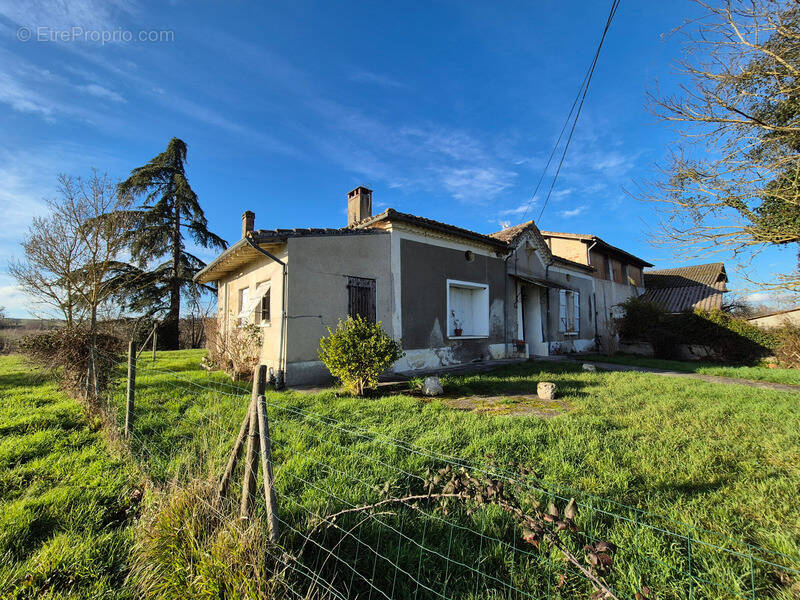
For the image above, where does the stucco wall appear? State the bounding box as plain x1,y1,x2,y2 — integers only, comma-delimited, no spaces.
216,247,287,371
546,237,586,264
284,232,392,383
748,310,800,328
398,238,506,366
594,278,643,331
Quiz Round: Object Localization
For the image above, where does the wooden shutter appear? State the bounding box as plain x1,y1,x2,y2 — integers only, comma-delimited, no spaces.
347,277,376,323
573,291,580,333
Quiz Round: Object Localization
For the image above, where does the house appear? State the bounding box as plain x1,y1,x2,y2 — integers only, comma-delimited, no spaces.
194,186,652,385
536,231,653,322
747,307,800,328
640,263,728,313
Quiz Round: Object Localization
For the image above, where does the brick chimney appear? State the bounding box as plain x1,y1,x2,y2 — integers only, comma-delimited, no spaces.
347,186,372,226
242,210,255,238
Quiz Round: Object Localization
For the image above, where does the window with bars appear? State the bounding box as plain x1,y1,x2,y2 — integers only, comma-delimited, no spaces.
347,276,376,323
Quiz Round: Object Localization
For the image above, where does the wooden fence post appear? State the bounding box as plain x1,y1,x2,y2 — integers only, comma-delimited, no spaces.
125,340,136,438
256,393,280,541
240,365,266,519
218,410,251,498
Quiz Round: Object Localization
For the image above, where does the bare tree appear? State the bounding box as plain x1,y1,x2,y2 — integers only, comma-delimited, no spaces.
9,172,135,338
640,0,800,295
9,191,86,326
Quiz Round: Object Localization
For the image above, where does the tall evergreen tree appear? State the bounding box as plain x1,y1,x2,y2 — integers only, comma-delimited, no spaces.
118,138,227,349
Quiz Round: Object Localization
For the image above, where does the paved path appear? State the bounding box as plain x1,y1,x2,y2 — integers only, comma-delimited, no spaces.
572,359,800,393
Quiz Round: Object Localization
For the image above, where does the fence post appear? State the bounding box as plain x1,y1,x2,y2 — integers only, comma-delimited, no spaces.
152,324,157,361
125,340,137,438
240,365,266,519
256,393,279,541
218,410,251,497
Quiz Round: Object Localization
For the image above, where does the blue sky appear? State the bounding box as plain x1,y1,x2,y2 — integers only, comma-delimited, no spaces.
0,0,796,317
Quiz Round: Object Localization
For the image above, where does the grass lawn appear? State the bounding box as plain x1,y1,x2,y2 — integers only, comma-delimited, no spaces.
110,350,800,600
0,355,141,599
579,353,800,386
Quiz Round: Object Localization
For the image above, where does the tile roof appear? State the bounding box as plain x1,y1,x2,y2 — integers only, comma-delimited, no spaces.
643,263,727,288
488,221,536,243
354,209,509,249
641,263,728,312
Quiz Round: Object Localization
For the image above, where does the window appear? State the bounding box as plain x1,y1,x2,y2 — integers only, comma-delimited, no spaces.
237,281,271,326
347,276,376,323
447,279,489,338
255,283,271,325
558,289,580,334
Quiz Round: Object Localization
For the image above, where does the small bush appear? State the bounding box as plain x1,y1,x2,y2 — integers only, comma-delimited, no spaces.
318,316,404,396
204,317,262,380
18,327,122,397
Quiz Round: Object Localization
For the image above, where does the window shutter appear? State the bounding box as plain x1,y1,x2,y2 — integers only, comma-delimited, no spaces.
573,291,580,333
558,290,567,332
347,277,376,323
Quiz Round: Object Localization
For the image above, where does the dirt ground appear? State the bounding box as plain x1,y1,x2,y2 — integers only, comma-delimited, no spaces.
441,393,571,417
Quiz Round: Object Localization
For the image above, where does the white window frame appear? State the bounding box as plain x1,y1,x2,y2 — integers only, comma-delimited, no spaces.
558,289,580,335
446,279,490,339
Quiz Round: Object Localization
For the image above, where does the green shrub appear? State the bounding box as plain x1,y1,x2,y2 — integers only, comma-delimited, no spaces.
18,327,122,397
616,298,778,363
318,316,403,396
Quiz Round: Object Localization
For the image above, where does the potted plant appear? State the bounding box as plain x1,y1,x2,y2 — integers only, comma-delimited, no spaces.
451,310,463,336
514,339,526,352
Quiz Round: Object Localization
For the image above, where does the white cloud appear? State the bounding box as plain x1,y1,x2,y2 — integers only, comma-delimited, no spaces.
559,205,588,218
439,167,517,201
500,201,535,217
81,83,125,102
348,70,407,89
0,0,138,32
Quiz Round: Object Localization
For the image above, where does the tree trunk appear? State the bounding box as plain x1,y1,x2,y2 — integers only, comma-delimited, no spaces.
162,200,182,350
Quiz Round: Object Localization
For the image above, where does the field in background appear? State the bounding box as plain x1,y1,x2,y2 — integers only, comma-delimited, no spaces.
0,355,141,599
106,349,800,599
579,354,800,386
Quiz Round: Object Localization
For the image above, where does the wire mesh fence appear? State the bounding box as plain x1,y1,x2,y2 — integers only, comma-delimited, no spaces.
90,346,800,600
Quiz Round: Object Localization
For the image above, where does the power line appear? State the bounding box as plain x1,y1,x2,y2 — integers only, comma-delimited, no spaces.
516,0,621,226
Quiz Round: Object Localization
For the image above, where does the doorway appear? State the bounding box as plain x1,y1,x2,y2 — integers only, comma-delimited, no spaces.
520,284,549,356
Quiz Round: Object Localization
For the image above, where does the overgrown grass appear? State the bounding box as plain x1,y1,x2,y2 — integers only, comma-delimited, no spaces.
108,350,800,599
579,353,800,386
0,354,141,599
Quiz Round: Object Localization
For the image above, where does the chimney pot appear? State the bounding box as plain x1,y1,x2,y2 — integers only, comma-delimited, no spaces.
347,186,372,226
242,211,255,238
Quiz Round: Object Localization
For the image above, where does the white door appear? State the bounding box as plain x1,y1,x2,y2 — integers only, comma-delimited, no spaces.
522,285,549,356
